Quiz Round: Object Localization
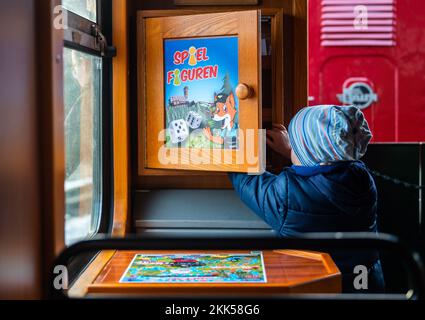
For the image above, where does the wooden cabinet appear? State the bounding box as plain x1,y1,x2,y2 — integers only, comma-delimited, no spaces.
131,1,307,189
140,10,262,173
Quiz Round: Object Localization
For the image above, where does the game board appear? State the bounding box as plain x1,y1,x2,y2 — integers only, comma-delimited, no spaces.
119,252,267,283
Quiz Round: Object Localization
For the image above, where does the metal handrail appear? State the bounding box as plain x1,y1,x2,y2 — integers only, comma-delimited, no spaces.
50,232,425,300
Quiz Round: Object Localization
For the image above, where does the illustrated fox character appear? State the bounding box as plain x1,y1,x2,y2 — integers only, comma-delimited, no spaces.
203,92,237,145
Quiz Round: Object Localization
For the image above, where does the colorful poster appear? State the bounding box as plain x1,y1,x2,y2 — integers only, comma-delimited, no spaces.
163,36,239,149
119,252,266,283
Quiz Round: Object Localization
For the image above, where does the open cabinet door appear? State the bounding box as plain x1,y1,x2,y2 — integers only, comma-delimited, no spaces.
142,10,263,173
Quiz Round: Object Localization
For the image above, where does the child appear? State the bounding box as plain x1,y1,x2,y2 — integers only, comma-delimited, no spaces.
229,105,385,293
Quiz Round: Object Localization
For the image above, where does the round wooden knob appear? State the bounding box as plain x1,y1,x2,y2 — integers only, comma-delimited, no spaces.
235,83,253,100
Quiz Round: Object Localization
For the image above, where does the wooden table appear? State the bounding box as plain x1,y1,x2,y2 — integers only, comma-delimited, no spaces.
86,250,341,297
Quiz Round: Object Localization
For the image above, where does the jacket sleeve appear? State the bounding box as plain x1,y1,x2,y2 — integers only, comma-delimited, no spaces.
228,172,287,232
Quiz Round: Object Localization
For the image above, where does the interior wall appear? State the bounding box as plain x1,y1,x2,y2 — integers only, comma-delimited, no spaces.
0,0,42,299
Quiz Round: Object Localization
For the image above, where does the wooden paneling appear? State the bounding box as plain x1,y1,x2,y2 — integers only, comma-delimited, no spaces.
112,0,130,236
87,250,341,296
68,250,116,298
292,0,308,113
0,0,64,299
37,0,66,297
175,0,259,5
0,0,41,300
266,7,285,125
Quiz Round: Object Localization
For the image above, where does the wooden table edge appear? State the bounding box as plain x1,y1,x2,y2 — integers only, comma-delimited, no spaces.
70,249,342,297
68,250,116,298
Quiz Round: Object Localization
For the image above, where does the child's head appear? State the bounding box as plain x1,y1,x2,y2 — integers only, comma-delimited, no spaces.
288,105,372,166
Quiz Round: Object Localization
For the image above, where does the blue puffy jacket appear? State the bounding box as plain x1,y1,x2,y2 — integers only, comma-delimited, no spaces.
229,160,385,293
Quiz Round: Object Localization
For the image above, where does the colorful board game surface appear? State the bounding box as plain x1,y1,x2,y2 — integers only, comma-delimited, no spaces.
119,252,267,283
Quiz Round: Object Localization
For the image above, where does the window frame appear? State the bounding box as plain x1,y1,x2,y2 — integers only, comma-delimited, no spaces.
62,0,114,282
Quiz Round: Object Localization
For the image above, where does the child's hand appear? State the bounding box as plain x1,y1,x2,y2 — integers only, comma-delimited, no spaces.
266,124,292,159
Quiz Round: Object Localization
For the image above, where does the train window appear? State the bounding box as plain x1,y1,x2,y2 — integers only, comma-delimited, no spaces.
64,49,102,245
62,0,97,22
62,0,111,245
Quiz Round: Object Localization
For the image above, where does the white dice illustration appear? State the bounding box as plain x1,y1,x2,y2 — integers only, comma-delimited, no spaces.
186,111,203,129
169,119,189,144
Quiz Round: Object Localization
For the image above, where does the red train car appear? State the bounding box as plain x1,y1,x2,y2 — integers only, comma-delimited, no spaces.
308,0,425,142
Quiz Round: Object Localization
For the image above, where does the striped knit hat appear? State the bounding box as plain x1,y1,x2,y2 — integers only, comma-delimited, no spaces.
288,105,372,166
